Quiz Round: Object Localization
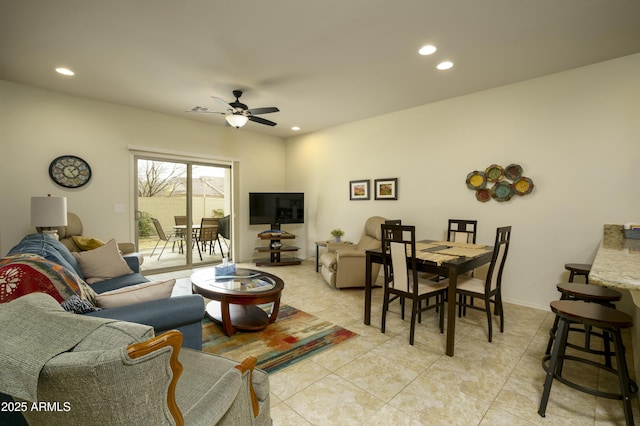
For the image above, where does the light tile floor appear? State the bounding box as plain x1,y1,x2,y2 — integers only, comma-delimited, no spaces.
151,260,639,426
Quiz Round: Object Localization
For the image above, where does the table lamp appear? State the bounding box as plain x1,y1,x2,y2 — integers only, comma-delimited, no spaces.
31,194,68,240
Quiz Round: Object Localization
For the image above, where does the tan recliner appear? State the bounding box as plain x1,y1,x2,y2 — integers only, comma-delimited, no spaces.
319,216,386,289
52,212,136,255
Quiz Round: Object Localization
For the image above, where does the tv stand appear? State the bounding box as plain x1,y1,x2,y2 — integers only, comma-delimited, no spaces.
254,229,302,266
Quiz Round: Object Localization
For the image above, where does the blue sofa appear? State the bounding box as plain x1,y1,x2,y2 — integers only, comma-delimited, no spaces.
6,234,205,350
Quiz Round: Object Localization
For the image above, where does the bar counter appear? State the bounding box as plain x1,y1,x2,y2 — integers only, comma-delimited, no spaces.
590,225,640,306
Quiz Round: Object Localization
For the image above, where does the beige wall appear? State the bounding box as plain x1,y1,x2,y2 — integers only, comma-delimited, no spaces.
2,54,638,302
0,80,286,261
285,53,640,312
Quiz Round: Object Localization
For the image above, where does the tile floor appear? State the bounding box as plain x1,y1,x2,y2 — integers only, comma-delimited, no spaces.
151,260,639,425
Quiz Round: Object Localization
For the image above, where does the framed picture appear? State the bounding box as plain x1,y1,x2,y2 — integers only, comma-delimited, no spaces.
374,178,398,200
349,179,370,200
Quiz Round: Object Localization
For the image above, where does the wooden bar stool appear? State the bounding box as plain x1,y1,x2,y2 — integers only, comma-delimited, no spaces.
564,263,591,283
539,300,637,425
545,282,622,363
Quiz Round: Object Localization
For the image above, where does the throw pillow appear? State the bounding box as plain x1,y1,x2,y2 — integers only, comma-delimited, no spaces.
72,239,133,284
61,294,102,313
71,236,106,251
93,279,176,309
0,254,85,303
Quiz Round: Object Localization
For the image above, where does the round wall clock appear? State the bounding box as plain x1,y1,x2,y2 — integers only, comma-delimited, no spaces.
49,155,92,188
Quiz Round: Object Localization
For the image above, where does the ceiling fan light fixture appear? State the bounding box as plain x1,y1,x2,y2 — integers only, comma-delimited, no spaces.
226,114,248,128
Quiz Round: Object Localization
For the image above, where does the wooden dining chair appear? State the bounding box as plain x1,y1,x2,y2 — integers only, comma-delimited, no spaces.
447,219,479,310
448,219,477,244
441,226,512,342
380,224,448,345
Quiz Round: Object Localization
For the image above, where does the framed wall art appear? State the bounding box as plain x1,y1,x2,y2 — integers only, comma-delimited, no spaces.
349,179,370,200
374,178,398,200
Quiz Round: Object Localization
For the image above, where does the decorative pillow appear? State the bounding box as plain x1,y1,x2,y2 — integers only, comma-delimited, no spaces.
93,279,176,309
0,254,84,304
61,294,102,313
72,239,133,284
71,236,106,251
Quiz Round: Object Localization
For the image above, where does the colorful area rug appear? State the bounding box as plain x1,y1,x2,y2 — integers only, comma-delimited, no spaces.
201,305,357,374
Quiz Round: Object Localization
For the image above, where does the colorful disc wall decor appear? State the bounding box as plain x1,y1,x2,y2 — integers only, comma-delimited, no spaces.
485,164,504,182
466,171,486,190
513,176,534,195
466,162,534,202
504,164,523,180
476,188,491,202
490,181,514,202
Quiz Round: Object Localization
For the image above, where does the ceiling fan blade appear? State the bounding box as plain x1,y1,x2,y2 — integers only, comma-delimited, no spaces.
187,106,225,114
246,106,279,115
210,96,234,113
248,115,277,126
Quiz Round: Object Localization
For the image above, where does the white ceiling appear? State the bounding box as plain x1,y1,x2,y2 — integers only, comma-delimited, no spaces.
1,0,639,138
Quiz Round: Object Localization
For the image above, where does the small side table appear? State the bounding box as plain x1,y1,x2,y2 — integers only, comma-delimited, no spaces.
315,240,353,272
315,241,330,272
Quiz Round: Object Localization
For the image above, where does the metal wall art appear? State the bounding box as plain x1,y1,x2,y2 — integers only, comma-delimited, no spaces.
466,163,534,202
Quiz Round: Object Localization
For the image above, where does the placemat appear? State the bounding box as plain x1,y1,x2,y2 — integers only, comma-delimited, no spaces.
430,241,487,249
414,251,458,265
434,247,492,257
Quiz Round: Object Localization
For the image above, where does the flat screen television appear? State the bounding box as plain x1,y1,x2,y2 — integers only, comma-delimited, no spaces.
249,192,304,229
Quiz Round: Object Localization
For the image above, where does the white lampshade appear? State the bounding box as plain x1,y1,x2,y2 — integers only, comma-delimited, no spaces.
31,195,68,228
226,114,249,128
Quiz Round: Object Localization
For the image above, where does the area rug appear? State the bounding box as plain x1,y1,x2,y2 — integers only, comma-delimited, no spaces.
201,305,357,374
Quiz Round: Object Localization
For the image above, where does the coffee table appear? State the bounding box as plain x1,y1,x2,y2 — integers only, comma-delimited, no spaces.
191,267,284,336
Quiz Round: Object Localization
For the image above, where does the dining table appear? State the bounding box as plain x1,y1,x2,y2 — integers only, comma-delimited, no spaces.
364,239,494,357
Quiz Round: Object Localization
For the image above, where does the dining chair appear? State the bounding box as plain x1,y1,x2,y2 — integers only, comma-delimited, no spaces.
380,224,448,345
448,219,477,244
150,218,185,260
448,219,478,311
441,226,512,342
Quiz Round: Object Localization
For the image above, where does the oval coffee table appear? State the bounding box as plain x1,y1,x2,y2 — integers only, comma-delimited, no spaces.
191,267,284,336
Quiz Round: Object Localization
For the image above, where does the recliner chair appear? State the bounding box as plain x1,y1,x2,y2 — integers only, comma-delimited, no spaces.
319,216,386,289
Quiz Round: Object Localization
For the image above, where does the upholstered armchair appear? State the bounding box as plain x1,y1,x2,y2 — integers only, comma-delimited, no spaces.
319,216,386,288
0,293,271,426
51,212,136,255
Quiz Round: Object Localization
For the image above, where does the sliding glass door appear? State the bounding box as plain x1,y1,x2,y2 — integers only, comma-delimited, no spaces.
135,156,232,273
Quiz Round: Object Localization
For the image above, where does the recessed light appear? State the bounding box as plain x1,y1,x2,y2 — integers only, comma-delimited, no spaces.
55,67,75,76
291,126,301,131
418,45,437,56
436,61,454,70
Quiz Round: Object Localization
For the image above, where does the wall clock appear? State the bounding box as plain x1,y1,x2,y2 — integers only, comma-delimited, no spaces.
49,155,92,188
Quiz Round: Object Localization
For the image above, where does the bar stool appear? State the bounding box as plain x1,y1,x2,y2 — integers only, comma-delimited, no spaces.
564,263,591,283
539,300,637,425
545,282,622,363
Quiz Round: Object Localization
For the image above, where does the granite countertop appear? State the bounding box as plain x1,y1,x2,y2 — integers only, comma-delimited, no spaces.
590,225,640,291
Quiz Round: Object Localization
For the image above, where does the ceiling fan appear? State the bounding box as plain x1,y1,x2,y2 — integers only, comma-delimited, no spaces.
188,90,279,128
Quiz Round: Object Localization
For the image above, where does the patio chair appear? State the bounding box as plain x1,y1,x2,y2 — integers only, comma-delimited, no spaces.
150,218,185,260
195,218,223,260
217,215,231,258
